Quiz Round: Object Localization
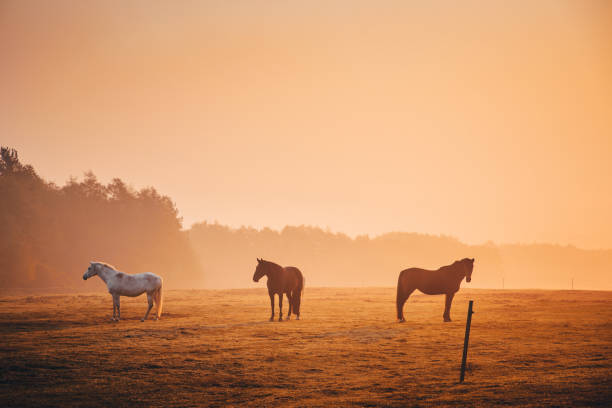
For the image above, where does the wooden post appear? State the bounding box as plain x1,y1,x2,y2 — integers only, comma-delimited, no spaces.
460,300,474,383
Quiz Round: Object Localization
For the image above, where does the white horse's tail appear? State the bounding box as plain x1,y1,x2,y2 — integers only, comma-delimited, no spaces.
155,280,164,319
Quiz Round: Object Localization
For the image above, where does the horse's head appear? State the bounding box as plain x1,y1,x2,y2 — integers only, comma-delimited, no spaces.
463,258,475,282
253,258,267,282
83,262,98,280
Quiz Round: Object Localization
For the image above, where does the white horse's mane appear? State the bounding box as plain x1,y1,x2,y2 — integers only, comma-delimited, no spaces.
93,261,117,270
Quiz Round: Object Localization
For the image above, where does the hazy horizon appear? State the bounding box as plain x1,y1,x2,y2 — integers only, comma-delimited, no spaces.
3,1,611,249
6,150,612,252
8,146,612,251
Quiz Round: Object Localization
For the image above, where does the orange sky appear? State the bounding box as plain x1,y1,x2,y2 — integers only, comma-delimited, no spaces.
2,1,611,249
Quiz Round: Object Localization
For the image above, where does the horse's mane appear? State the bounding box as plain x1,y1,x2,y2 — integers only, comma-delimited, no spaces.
439,258,469,272
93,261,117,271
262,259,279,267
261,259,284,271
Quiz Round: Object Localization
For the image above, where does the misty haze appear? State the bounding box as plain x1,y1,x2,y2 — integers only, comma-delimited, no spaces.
1,1,611,407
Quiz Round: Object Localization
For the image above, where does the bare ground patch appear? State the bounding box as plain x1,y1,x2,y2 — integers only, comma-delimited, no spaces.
0,288,610,407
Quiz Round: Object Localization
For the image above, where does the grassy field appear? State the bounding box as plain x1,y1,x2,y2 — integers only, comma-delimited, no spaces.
1,288,610,407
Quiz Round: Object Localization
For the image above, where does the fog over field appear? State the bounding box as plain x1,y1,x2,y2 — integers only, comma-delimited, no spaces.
2,148,611,293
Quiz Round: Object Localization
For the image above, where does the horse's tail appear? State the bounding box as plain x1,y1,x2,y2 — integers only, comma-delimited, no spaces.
292,271,304,316
396,270,405,320
155,279,164,319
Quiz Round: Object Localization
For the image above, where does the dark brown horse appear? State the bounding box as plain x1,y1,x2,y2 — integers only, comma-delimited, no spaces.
253,258,304,321
396,258,474,323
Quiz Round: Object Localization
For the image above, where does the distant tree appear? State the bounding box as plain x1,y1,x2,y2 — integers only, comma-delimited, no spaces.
0,147,20,174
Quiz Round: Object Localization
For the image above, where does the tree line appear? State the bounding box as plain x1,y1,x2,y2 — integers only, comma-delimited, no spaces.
0,147,201,292
189,223,612,290
2,146,611,292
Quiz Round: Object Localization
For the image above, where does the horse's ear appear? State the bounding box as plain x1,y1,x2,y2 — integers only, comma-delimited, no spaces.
257,258,261,263
471,258,475,262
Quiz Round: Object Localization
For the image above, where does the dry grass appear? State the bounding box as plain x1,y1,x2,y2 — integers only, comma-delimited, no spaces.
1,288,610,407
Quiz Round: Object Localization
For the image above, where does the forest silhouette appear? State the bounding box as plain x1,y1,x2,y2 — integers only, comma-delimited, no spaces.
2,147,610,292
190,223,612,290
0,147,201,292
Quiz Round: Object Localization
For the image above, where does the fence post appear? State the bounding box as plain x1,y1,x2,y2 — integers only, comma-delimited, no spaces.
460,300,474,383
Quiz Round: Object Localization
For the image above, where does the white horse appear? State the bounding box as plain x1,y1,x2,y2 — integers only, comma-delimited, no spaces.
83,262,163,322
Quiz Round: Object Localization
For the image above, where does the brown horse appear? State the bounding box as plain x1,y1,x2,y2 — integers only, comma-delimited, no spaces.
253,258,304,321
396,258,474,323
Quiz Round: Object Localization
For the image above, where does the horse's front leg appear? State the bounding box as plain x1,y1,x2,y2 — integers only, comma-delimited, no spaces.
269,291,275,322
397,287,415,323
113,294,121,321
443,292,455,322
142,292,154,322
278,293,283,321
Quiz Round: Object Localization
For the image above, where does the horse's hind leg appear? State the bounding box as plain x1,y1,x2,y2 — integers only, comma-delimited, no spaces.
153,287,162,320
397,287,414,323
286,293,292,320
142,293,154,322
278,294,283,321
112,294,120,321
443,292,455,322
